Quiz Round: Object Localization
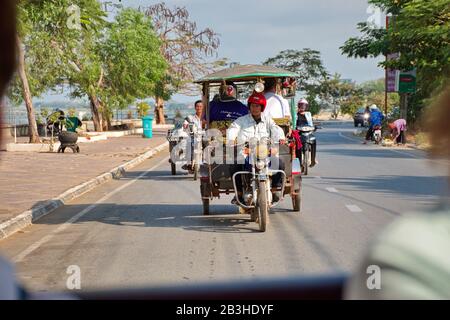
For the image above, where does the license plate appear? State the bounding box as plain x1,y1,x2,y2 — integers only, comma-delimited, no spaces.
258,174,268,181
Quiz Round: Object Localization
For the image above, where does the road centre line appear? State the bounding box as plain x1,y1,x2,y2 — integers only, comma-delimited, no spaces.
13,156,170,263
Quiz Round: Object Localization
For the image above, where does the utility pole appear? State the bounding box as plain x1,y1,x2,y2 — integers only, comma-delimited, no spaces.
400,93,408,120
384,16,389,116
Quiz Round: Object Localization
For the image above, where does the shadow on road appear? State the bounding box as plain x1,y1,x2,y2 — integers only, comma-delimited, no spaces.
32,203,281,234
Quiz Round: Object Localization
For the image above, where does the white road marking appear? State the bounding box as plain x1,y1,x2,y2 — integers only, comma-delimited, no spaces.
346,205,363,213
338,132,362,143
156,217,175,220
13,156,170,263
326,187,339,193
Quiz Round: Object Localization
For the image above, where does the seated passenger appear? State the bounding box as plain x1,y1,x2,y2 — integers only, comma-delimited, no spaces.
263,78,291,120
208,84,248,133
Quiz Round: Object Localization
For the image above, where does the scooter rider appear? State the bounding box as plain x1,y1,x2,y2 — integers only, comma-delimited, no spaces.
296,98,318,167
227,92,286,203
181,100,205,170
183,100,205,132
363,104,385,144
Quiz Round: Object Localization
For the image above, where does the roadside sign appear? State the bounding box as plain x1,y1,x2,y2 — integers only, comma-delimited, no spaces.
386,53,400,92
398,69,417,93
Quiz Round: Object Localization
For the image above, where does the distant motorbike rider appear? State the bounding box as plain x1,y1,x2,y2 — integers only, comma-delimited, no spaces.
227,92,286,203
364,104,385,144
296,98,317,167
181,100,205,170
183,100,205,132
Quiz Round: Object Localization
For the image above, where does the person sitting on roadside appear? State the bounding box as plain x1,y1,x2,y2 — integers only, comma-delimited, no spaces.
227,92,286,204
388,118,407,145
263,78,291,121
363,104,385,144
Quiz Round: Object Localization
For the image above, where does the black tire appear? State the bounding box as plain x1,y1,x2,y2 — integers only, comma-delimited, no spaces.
292,177,302,212
202,198,210,215
193,164,198,181
354,122,358,127
257,180,269,232
171,163,176,175
302,146,310,176
58,131,78,144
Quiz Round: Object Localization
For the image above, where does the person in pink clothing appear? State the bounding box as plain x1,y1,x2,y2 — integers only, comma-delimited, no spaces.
388,119,407,145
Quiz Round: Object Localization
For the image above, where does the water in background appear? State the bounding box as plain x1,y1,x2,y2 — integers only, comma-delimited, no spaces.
3,103,191,126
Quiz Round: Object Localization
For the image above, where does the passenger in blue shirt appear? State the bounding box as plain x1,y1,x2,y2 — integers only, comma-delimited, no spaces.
364,105,385,144
208,84,248,123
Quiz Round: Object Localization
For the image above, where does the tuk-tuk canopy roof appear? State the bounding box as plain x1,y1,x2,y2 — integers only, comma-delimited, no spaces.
194,64,298,83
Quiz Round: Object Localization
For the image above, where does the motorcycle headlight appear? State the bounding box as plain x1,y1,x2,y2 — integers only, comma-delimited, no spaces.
256,160,266,170
256,145,269,159
364,114,369,119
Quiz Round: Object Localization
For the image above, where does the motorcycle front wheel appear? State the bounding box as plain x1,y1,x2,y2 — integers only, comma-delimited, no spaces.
193,163,198,181
256,180,269,232
302,146,310,176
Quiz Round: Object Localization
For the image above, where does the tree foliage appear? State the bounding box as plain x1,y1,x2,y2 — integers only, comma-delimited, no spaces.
263,49,329,95
145,3,223,124
341,0,450,122
263,48,330,115
99,9,167,111
11,2,167,132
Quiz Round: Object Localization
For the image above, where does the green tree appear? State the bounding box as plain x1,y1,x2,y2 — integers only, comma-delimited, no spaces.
136,102,151,118
145,3,221,124
11,0,107,139
98,9,166,126
263,48,329,94
341,0,450,122
338,78,400,116
263,48,329,114
319,74,359,118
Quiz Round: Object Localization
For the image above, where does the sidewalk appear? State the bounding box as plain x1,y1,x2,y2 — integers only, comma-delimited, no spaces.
0,129,168,225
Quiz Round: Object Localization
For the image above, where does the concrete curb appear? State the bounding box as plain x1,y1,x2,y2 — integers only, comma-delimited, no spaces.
0,141,169,240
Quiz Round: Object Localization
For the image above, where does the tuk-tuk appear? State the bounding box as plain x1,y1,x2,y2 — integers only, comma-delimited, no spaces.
195,64,303,232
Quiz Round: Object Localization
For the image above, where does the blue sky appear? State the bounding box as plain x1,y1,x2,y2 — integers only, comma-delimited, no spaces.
46,0,385,104
122,0,385,102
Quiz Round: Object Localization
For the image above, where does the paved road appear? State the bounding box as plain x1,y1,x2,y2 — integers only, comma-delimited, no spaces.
0,122,448,292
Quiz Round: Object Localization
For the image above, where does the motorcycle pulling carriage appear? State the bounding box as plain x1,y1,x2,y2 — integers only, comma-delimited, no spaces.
193,64,303,232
